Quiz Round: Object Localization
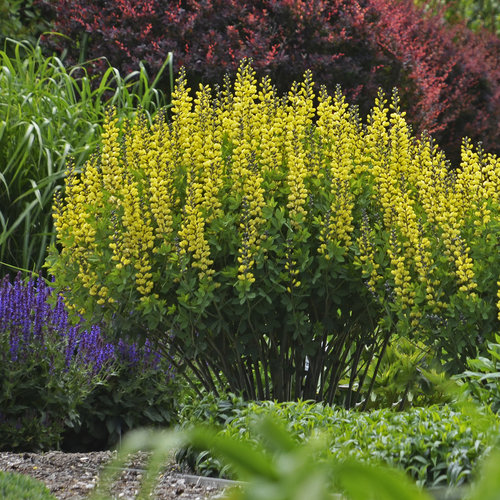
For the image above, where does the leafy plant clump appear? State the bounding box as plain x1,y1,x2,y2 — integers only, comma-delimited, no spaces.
91,416,500,500
40,0,500,162
0,39,171,274
457,334,500,415
180,399,498,489
0,470,56,500
0,273,177,451
48,63,500,406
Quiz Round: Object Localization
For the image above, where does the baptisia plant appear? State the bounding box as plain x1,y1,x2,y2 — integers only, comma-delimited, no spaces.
48,62,500,406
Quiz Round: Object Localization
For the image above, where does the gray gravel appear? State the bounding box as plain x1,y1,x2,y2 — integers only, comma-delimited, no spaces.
0,450,230,499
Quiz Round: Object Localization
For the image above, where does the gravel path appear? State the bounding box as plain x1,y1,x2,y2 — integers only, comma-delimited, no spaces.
0,451,228,499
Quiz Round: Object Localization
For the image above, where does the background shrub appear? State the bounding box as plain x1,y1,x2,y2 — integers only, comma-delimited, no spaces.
40,0,500,163
48,65,500,407
0,0,51,50
0,38,171,275
420,0,500,36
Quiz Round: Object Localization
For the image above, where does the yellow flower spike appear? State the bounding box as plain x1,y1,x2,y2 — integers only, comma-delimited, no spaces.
51,60,500,376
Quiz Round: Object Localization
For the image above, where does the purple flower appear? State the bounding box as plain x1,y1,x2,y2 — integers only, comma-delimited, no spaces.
9,330,19,362
64,326,79,370
1,273,171,382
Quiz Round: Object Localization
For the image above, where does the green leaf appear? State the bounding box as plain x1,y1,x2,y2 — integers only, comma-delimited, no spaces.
333,459,433,500
189,426,280,481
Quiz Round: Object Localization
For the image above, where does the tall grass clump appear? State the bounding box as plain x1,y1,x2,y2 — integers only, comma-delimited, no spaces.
0,38,172,274
48,62,500,406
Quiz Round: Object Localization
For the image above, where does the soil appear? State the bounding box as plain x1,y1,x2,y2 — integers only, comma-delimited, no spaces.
0,450,229,499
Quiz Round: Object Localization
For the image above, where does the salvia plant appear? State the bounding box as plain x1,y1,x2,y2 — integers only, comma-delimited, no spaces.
0,273,113,450
62,334,179,451
0,273,175,451
48,62,500,406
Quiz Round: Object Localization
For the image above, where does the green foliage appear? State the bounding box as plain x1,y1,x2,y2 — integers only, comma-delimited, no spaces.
177,392,247,429
0,38,172,274
365,337,453,410
418,0,500,35
0,470,56,500
179,398,498,488
0,0,51,49
0,354,87,451
63,354,179,451
90,416,500,500
175,392,248,476
456,334,500,414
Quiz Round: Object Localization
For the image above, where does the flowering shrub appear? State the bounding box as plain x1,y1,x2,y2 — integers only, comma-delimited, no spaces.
39,0,500,162
48,64,500,405
0,273,176,451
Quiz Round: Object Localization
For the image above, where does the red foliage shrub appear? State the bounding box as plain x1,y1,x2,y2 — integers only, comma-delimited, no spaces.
39,0,500,162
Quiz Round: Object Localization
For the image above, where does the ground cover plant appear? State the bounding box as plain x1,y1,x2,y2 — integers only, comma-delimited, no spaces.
0,273,177,452
90,415,500,499
208,400,497,488
48,63,500,409
0,38,172,275
40,0,500,162
175,394,499,488
0,470,56,500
